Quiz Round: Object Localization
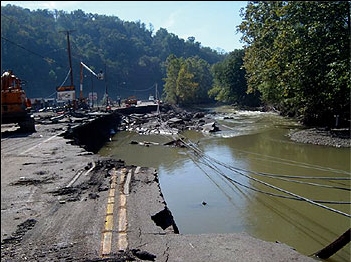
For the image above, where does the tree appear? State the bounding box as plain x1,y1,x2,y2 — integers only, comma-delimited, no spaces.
163,55,182,104
186,56,213,104
163,55,214,106
238,1,350,126
1,4,224,101
176,63,198,105
209,49,260,107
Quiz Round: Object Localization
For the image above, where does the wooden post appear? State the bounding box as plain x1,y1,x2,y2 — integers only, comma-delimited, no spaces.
314,228,350,259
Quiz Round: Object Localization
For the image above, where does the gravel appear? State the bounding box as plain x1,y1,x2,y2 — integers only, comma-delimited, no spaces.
288,127,350,148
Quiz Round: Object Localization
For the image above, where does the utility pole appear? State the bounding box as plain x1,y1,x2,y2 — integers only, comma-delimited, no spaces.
60,30,75,88
104,63,108,107
156,83,160,115
91,73,94,108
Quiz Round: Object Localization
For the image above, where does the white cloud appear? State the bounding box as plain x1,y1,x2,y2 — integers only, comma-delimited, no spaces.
163,11,177,29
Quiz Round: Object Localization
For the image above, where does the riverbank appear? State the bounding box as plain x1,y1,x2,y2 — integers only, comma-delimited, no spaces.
288,127,350,148
189,104,351,148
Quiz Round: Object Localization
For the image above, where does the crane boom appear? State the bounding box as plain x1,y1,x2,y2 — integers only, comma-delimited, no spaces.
79,62,104,100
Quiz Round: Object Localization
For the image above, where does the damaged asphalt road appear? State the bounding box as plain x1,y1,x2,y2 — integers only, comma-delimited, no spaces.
1,108,317,261
1,119,175,261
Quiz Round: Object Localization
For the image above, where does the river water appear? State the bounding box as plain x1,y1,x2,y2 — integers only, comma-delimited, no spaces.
98,106,350,261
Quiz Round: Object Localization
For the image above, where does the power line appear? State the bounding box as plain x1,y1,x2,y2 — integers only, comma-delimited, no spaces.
153,118,350,218
1,36,56,64
118,83,156,92
184,139,350,218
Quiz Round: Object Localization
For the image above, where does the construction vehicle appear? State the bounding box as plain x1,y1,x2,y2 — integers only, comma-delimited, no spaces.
125,96,138,107
79,62,104,107
1,70,36,132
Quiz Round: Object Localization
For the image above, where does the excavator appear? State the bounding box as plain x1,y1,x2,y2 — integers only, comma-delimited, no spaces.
1,70,36,132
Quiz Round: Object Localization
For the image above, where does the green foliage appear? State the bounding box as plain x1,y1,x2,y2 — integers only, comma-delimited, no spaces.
163,55,182,104
163,55,214,106
238,1,350,126
209,49,261,107
1,4,224,101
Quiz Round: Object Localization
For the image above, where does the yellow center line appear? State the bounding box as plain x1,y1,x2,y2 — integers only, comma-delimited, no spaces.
100,167,131,257
117,169,130,251
100,168,118,256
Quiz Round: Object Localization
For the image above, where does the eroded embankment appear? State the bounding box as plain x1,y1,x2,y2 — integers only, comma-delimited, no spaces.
62,104,160,153
60,106,181,236
63,112,121,153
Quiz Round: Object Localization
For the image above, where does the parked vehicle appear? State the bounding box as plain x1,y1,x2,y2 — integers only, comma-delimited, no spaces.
1,70,35,132
125,96,138,106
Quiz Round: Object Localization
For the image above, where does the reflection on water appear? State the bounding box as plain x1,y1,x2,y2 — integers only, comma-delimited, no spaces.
98,108,350,261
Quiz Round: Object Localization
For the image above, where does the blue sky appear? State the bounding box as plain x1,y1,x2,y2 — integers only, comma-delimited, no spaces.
1,1,248,53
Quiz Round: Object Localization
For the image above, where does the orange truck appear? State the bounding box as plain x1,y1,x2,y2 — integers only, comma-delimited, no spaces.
1,70,36,132
125,96,138,106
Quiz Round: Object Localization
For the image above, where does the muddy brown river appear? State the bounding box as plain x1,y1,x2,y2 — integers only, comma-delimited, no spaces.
98,107,350,261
